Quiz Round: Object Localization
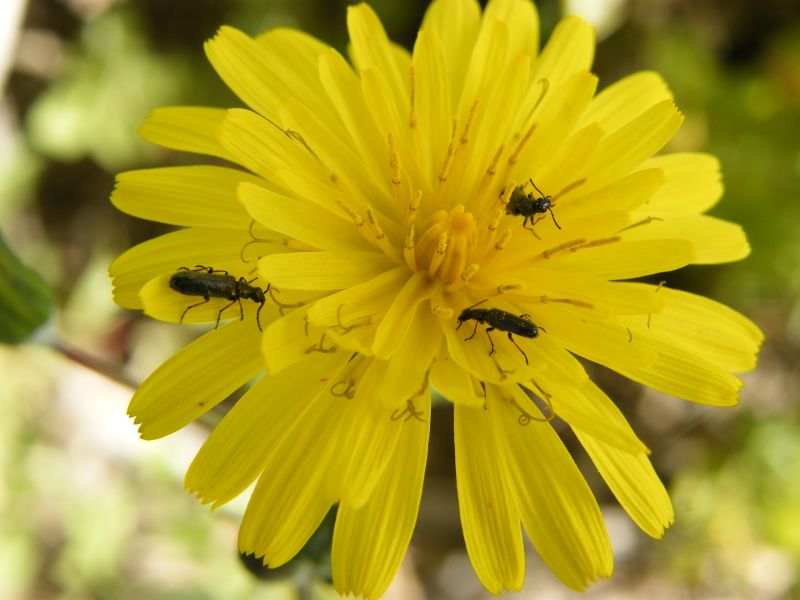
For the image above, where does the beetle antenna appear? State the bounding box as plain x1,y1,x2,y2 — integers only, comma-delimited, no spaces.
528,178,546,198
465,298,489,311
548,206,561,229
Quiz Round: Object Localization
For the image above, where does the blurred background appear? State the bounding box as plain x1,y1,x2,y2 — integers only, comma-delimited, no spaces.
1,0,799,598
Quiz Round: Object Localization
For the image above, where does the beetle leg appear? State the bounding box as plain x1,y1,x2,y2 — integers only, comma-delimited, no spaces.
179,296,210,323
522,217,542,240
464,320,480,341
216,299,237,329
485,326,496,355
507,332,529,365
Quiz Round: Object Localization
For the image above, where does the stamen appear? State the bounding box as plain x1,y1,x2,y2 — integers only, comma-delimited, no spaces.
331,379,357,399
305,333,337,354
408,189,422,219
388,133,402,186
496,284,520,294
268,287,305,315
390,364,432,422
409,65,418,128
532,295,594,309
488,207,504,232
431,304,454,319
499,183,515,207
333,304,373,334
571,236,621,252
551,177,587,201
647,281,666,328
516,78,549,138
494,229,512,250
335,197,365,228
618,216,664,233
508,122,536,166
438,118,458,182
403,222,416,271
427,232,449,276
487,144,505,176
366,204,402,262
460,100,480,144
534,238,589,261
461,264,479,282
492,355,513,380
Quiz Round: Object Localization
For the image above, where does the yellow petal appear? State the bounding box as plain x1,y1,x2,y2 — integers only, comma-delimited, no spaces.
581,100,684,192
421,0,481,110
360,305,442,407
514,70,598,181
347,4,408,113
628,285,763,373
491,386,613,590
545,238,694,280
641,152,723,213
237,181,366,251
282,98,393,214
616,328,744,405
578,71,673,132
534,303,655,370
318,48,390,188
430,353,484,406
577,432,674,538
529,16,595,89
261,304,316,374
216,108,321,180
373,271,437,358
483,0,539,58
546,379,648,453
411,29,454,186
332,392,429,600
111,166,259,228
238,384,353,566
129,318,263,440
557,168,665,222
259,251,394,291
185,352,347,507
138,106,233,160
454,403,524,593
255,28,348,141
624,214,750,264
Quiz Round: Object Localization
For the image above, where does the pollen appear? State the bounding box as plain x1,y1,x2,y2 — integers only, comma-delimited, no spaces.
415,204,478,284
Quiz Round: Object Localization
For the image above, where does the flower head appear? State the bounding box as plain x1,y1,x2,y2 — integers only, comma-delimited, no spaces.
110,0,763,596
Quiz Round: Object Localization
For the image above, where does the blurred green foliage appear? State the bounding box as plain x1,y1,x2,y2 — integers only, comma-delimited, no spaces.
0,232,52,343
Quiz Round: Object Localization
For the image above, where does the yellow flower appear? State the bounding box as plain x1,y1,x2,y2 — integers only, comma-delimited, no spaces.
109,0,763,597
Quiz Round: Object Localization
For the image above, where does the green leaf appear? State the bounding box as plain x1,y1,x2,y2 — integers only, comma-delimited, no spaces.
0,233,53,344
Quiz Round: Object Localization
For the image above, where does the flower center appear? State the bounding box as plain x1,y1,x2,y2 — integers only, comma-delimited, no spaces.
415,204,478,284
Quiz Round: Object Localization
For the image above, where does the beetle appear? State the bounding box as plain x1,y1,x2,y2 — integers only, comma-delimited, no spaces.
505,178,561,236
168,265,268,331
456,299,541,365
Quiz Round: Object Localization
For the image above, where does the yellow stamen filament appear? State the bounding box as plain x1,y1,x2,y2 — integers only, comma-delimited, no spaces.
551,177,587,201
438,118,458,182
508,122,536,166
499,183,515,207
516,78,549,138
306,333,337,354
366,204,402,262
494,228,512,250
618,216,664,233
427,232,449,277
404,222,416,271
487,144,505,176
461,100,480,145
408,189,422,219
409,65,418,128
331,379,357,399
571,236,621,252
431,303,454,319
534,238,589,261
388,133,401,186
496,284,520,294
461,264,479,282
